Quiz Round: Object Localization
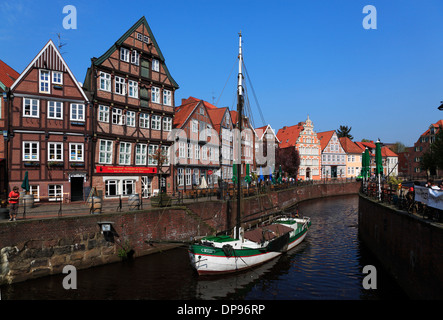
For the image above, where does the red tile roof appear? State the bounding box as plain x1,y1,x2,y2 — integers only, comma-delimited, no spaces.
173,100,200,129
276,123,304,148
0,60,19,88
317,130,335,151
420,120,443,136
339,137,364,154
207,107,229,134
381,146,398,157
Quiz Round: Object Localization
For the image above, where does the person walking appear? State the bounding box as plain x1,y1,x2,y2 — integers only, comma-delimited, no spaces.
8,186,20,221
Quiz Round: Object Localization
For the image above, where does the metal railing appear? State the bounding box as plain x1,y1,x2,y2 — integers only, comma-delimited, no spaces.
361,182,443,222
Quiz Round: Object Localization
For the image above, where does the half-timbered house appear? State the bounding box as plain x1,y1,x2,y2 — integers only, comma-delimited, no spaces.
83,17,179,198
8,40,91,202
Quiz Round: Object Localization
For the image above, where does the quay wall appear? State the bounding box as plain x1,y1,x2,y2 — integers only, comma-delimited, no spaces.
0,182,360,285
358,195,443,299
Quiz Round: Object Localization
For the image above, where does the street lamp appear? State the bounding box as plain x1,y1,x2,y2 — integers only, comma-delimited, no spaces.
438,101,443,111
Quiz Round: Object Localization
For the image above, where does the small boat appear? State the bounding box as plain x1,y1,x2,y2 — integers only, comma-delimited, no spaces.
189,215,311,275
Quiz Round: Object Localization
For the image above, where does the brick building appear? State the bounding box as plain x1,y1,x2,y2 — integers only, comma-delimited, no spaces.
83,17,179,198
6,40,91,201
172,97,219,190
277,116,321,180
0,60,20,197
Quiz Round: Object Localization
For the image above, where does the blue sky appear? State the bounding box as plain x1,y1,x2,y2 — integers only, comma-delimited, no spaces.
1,0,443,146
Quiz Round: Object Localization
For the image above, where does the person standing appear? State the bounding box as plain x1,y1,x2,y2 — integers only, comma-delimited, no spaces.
8,186,20,221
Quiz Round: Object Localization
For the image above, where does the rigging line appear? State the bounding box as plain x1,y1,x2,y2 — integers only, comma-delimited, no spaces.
215,59,237,108
243,61,266,127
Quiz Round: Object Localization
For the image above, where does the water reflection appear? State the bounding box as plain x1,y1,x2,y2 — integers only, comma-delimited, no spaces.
1,195,408,300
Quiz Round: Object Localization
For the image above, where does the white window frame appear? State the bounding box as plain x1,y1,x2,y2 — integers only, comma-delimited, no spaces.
178,168,184,186
39,69,50,94
128,80,138,98
119,142,132,165
69,143,84,162
48,142,63,161
151,115,161,130
112,108,124,125
48,101,63,120
52,71,63,85
163,89,171,106
126,111,136,127
23,98,39,118
191,120,198,133
135,144,147,165
120,47,130,62
163,117,172,131
139,113,149,128
98,105,110,123
115,76,126,95
152,59,160,72
179,142,185,159
185,168,192,186
148,145,159,165
161,145,170,166
131,50,139,66
99,72,111,92
151,86,160,103
70,103,85,122
99,140,113,164
23,141,39,161
48,185,63,201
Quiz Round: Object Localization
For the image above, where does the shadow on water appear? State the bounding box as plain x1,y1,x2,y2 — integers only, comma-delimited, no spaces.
1,194,408,300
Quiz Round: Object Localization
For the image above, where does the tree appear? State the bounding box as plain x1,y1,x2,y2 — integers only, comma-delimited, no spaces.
419,126,443,176
390,141,406,154
276,147,300,178
336,125,353,139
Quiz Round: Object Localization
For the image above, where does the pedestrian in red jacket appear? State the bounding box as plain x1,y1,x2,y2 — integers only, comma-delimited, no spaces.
8,186,20,221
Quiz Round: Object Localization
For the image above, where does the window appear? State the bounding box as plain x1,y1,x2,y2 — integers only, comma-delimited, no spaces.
152,59,160,72
120,47,130,62
163,90,171,106
23,98,39,117
187,143,192,159
48,142,63,161
151,115,161,130
148,145,158,165
131,50,139,65
119,142,132,165
195,144,200,160
23,142,39,161
126,111,136,127
122,180,135,195
52,71,63,85
100,72,111,91
48,101,63,119
39,70,50,93
141,60,150,78
179,142,185,159
192,120,198,133
105,180,118,197
202,146,207,160
143,35,149,44
69,143,84,162
139,113,149,128
99,140,113,164
115,76,126,95
135,144,147,165
98,105,109,122
30,185,40,202
112,108,124,125
178,168,184,186
161,145,170,166
163,117,172,131
48,185,63,201
70,104,85,121
137,33,143,41
185,168,192,186
151,87,160,103
128,80,138,98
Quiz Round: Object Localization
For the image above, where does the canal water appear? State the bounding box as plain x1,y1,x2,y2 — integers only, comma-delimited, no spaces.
1,195,408,300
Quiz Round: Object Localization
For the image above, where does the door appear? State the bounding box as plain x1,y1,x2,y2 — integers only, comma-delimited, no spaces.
142,176,152,198
331,166,338,178
70,177,84,201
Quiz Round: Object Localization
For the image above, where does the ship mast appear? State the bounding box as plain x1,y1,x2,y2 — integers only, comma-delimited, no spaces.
235,32,243,240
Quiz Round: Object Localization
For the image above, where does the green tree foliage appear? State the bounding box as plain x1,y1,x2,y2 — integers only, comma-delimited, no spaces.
336,125,353,139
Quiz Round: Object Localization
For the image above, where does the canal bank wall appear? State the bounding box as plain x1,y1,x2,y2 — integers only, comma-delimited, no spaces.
0,182,360,285
358,194,443,300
